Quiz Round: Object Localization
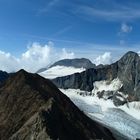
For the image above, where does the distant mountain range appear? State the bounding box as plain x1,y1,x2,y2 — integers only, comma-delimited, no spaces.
52,51,140,103
0,51,140,140
37,58,104,79
0,70,115,140
49,58,96,69
37,58,96,73
51,51,140,140
1,51,140,103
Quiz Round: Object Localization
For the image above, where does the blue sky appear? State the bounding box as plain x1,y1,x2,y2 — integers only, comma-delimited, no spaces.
0,0,140,72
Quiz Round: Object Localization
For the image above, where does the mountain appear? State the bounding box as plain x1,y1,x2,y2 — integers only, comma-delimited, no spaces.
49,58,96,69
0,69,115,140
37,58,95,73
52,51,140,102
37,58,95,79
0,70,9,84
51,51,140,140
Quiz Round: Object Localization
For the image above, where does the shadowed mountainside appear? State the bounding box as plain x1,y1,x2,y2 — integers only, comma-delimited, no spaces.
0,70,9,84
0,69,115,140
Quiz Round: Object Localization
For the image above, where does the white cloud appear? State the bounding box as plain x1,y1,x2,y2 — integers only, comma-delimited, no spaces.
0,51,19,72
118,23,132,45
60,48,75,60
21,42,53,72
94,52,112,65
53,25,73,37
76,3,140,21
119,40,125,45
38,0,59,15
0,42,75,73
121,23,132,33
0,41,139,73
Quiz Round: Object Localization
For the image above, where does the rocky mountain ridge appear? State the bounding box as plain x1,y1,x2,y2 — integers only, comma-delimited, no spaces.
0,69,115,140
52,51,140,102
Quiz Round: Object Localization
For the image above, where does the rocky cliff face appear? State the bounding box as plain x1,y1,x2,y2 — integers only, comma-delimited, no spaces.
0,70,115,140
52,63,118,91
117,51,140,100
52,51,140,101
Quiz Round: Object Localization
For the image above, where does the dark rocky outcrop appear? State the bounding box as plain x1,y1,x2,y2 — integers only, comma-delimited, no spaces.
37,58,95,73
52,63,118,91
0,69,115,140
52,51,140,101
0,70,9,84
117,51,140,98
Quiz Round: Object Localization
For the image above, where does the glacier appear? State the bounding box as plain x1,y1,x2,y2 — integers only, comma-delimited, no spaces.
60,88,140,140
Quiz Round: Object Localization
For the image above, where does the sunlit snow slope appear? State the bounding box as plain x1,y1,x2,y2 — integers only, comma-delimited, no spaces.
39,65,85,79
39,58,140,140
60,85,140,140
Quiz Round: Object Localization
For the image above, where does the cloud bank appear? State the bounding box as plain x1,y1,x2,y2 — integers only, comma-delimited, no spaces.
94,52,112,66
60,48,75,60
0,51,20,72
0,42,75,73
0,43,113,73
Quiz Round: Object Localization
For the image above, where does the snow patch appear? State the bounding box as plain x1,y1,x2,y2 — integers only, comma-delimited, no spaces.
128,102,140,110
92,78,123,95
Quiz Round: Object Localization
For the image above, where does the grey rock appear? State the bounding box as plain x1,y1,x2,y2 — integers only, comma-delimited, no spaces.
52,51,140,101
52,62,118,91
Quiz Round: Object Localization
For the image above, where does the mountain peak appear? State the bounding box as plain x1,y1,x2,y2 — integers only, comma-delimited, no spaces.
49,58,95,69
11,69,31,83
52,51,140,100
0,70,115,140
6,69,59,94
126,51,138,55
15,69,28,77
17,69,27,73
121,51,139,59
37,58,95,74
118,51,139,65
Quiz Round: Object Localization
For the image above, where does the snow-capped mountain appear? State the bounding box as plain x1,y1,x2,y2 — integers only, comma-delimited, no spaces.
37,58,95,79
53,51,140,102
60,88,140,140
51,51,140,140
0,51,139,140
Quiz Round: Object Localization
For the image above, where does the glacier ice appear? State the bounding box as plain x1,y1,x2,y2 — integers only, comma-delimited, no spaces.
60,88,140,140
